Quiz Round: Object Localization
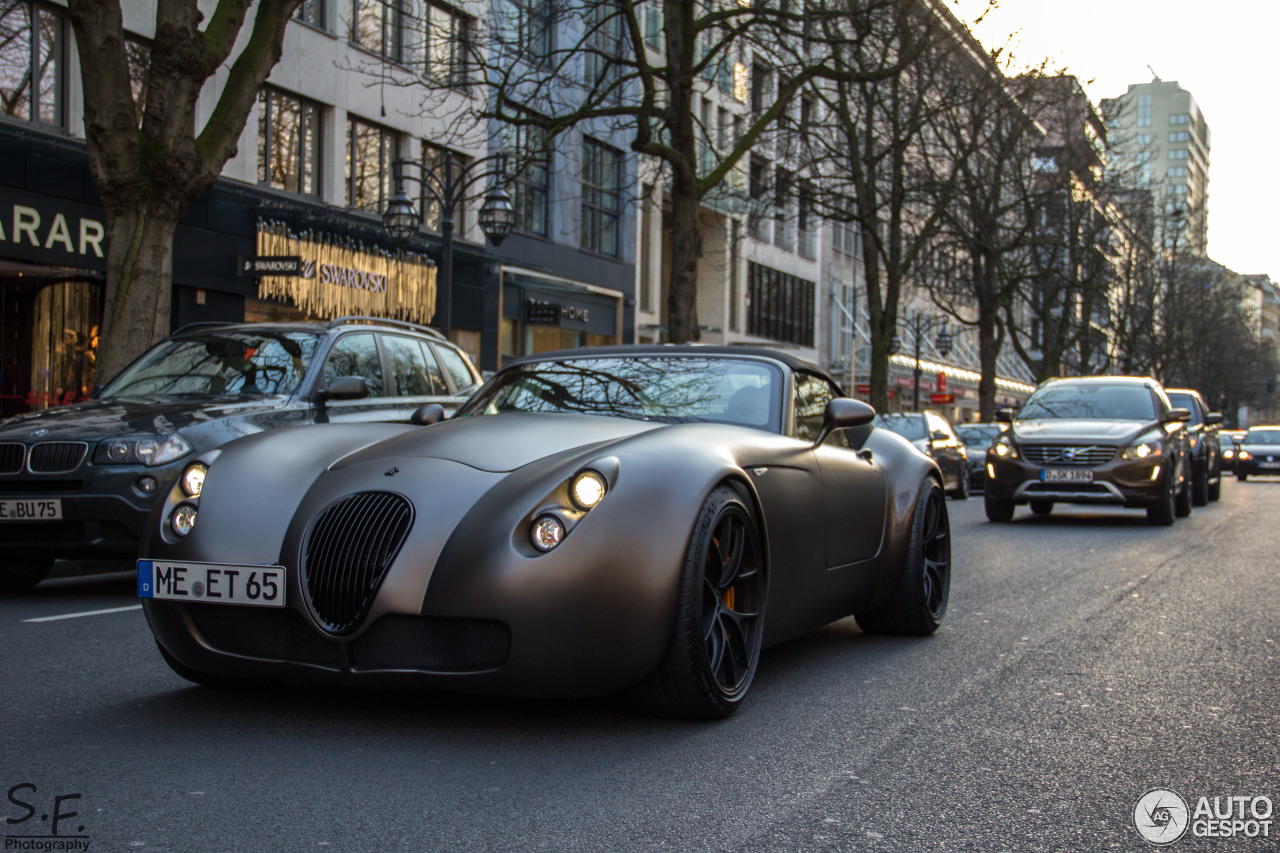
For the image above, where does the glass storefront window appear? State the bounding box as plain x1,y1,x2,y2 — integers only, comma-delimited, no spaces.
14,280,101,413
0,1,66,128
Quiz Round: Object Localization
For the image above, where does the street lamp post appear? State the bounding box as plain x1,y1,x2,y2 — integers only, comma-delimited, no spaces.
888,312,952,411
381,152,515,338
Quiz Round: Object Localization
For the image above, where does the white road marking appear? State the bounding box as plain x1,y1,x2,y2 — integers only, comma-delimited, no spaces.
23,604,143,623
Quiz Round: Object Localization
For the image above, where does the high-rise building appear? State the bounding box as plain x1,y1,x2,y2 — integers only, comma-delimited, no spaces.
1101,77,1211,255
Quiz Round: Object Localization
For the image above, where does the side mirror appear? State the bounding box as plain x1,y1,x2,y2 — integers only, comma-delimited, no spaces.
1205,412,1224,426
410,403,446,426
320,375,370,402
995,408,1014,423
931,429,950,442
812,398,875,448
1163,407,1191,424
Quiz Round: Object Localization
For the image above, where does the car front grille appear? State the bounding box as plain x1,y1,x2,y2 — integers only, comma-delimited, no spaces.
28,442,88,473
302,491,413,635
1021,444,1116,466
0,443,24,474
189,604,344,669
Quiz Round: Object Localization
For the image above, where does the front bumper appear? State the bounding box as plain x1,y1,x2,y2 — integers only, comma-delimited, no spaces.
1236,454,1280,476
985,452,1172,507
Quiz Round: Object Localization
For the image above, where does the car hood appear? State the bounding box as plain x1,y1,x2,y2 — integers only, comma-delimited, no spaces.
333,411,663,473
0,395,294,441
1011,419,1156,444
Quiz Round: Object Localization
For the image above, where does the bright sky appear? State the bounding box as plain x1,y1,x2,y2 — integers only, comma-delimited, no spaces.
949,0,1280,281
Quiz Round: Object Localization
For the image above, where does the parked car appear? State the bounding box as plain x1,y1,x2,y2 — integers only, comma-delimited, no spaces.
138,345,952,719
0,317,481,591
1234,426,1280,480
1164,389,1224,504
984,376,1192,525
954,423,1002,492
872,411,970,499
1219,430,1246,473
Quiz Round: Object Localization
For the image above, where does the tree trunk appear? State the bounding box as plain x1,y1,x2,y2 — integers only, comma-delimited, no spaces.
96,209,181,383
666,169,702,343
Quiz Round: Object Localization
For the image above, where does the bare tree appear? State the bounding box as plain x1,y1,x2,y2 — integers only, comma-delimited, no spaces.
64,0,303,381
439,0,913,344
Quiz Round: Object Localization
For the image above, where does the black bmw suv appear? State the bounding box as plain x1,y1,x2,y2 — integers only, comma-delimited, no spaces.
984,376,1192,525
0,317,481,590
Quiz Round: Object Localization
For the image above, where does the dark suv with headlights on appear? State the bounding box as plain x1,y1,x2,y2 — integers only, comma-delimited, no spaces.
1165,388,1223,504
1233,426,1280,480
984,376,1192,525
0,317,481,590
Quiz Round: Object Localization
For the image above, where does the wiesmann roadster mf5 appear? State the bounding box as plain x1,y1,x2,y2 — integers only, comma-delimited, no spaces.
138,347,951,718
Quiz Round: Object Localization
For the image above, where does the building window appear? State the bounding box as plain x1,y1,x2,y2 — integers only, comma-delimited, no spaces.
1167,166,1188,178
747,156,770,242
1136,133,1153,145
747,262,814,348
258,89,322,197
1169,131,1189,143
502,0,552,64
1169,113,1190,125
1168,149,1188,160
351,0,403,62
750,62,772,114
423,2,470,86
0,0,66,127
502,118,549,236
583,1,623,101
774,167,794,252
581,138,622,256
295,0,325,29
346,117,400,213
798,183,815,259
1136,94,1152,127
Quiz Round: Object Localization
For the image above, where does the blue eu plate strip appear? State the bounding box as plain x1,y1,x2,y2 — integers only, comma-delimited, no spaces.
137,560,154,598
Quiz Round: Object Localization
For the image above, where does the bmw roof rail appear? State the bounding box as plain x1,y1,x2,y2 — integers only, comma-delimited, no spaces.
326,316,446,340
170,321,241,335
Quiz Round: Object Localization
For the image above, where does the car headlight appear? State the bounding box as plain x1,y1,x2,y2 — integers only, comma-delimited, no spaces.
993,434,1019,459
170,503,198,537
530,515,565,552
570,470,607,510
180,463,207,499
1238,450,1252,461
1224,449,1235,459
98,434,193,467
1122,439,1163,460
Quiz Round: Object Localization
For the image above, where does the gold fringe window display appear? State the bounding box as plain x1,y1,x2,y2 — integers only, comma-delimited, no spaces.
255,220,437,325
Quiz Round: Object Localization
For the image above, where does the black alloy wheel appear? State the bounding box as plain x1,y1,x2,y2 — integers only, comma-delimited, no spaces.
627,485,765,719
856,477,951,635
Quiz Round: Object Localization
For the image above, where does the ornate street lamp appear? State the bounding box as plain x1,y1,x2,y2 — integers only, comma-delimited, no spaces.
381,152,513,337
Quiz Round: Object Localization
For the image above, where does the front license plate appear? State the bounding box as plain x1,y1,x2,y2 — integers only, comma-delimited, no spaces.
1260,462,1280,469
1041,469,1093,482
137,560,286,607
0,498,62,521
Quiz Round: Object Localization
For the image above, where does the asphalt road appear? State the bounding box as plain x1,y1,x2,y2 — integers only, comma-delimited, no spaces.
2,479,1276,852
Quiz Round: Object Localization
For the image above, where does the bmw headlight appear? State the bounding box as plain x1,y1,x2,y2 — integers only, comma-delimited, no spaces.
98,434,193,467
993,434,1019,459
1121,437,1163,460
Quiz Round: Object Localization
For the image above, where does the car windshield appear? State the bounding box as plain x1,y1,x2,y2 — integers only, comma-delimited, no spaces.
98,331,321,397
872,414,926,440
1017,384,1157,421
955,425,1000,446
1165,393,1202,424
1244,429,1280,444
1218,435,1238,448
455,356,782,430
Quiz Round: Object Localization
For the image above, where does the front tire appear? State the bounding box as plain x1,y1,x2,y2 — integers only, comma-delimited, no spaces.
1175,478,1192,517
1191,464,1209,506
1147,475,1176,526
627,485,766,720
948,467,969,500
0,555,54,593
856,478,950,636
1208,476,1221,501
985,493,1015,522
1238,471,1248,482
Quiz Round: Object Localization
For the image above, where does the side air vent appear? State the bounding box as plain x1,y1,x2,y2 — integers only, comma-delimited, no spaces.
302,491,413,635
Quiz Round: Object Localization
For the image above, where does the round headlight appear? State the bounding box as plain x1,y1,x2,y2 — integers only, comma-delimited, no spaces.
170,504,197,537
135,439,158,464
181,463,207,498
570,470,607,510
107,439,131,462
530,515,565,552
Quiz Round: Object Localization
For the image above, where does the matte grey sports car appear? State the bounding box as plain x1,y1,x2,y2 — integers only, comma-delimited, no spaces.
138,346,951,719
